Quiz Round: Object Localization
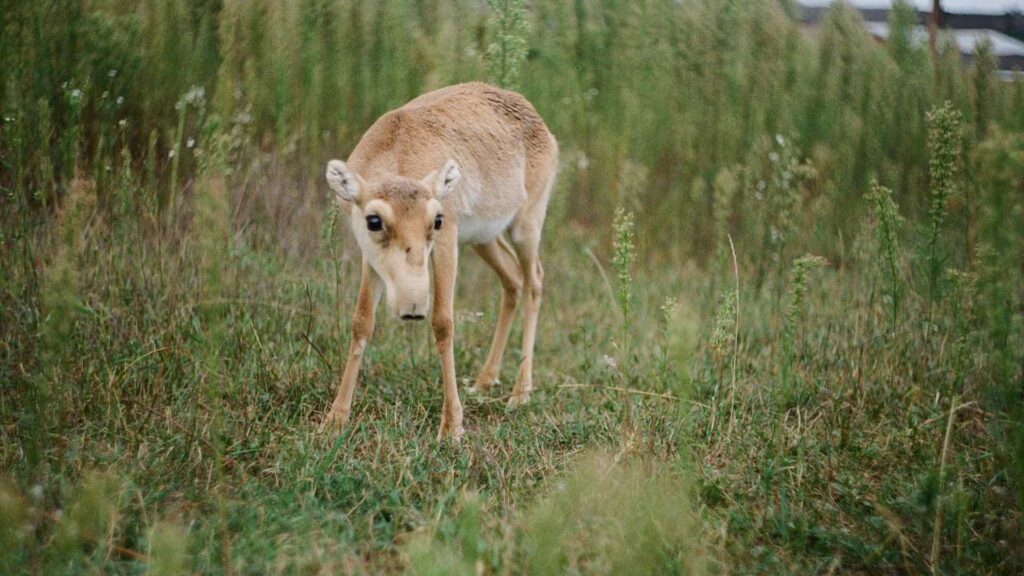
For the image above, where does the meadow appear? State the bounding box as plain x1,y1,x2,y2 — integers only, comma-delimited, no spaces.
1,0,1022,573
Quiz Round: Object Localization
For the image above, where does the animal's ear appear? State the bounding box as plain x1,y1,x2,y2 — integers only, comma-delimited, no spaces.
326,159,361,203
425,158,461,200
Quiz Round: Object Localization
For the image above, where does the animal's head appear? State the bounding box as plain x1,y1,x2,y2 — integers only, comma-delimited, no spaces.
326,158,460,321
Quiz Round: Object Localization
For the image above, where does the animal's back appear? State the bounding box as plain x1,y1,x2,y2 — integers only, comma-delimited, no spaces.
348,83,557,224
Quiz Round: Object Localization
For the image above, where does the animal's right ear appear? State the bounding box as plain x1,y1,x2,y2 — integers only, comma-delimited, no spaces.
326,159,361,204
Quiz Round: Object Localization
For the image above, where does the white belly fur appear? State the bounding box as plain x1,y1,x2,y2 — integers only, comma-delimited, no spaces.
457,213,515,244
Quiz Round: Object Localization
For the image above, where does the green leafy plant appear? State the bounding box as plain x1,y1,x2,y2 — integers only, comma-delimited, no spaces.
925,101,963,304
486,0,530,89
867,180,904,332
612,205,637,371
780,254,827,398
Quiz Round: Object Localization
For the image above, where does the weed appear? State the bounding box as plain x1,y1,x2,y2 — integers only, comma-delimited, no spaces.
780,254,827,401
612,205,637,369
925,101,963,304
486,0,530,90
867,180,904,332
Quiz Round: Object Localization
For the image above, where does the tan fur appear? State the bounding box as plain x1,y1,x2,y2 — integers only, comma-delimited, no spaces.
322,82,558,441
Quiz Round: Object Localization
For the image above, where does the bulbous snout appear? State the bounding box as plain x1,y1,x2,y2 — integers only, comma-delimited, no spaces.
385,265,431,322
396,294,430,321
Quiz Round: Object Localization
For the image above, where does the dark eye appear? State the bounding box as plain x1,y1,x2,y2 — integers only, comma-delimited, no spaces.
434,214,443,230
366,215,383,232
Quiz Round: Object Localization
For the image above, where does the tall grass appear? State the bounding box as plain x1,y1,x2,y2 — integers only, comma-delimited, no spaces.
4,0,1022,256
1,1,1023,574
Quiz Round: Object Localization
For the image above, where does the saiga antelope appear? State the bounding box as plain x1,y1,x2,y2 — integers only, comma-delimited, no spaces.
321,83,558,441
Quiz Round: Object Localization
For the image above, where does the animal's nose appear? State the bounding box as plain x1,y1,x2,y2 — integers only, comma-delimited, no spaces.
400,314,425,321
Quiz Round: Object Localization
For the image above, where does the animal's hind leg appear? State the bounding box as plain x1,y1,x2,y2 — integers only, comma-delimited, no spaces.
508,226,543,408
470,236,523,393
507,140,557,408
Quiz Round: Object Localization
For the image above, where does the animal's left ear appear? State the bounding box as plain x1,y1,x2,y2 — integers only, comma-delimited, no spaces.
425,158,461,200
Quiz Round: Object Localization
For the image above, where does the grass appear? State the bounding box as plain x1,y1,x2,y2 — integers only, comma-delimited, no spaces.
2,0,1023,574
1,184,1020,573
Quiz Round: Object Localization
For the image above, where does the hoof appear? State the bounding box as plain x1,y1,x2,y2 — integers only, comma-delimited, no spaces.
436,423,465,443
319,410,349,435
469,373,499,395
467,380,498,396
506,391,531,409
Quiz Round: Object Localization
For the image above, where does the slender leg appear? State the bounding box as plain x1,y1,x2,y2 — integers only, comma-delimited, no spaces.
432,230,464,441
509,231,544,407
470,235,523,393
321,261,381,433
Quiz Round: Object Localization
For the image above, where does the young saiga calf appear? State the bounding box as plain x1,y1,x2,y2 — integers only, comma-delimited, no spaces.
321,83,558,441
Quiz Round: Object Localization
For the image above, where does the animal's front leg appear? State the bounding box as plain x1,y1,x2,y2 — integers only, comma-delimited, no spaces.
431,231,464,441
321,261,380,433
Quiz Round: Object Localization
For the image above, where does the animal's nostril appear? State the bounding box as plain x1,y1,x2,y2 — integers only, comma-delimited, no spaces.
401,314,425,321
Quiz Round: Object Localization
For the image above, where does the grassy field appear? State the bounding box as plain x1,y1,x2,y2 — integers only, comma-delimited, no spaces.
2,0,1023,574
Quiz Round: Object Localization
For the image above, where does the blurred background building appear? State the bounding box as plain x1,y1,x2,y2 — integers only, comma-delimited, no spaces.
797,0,1024,77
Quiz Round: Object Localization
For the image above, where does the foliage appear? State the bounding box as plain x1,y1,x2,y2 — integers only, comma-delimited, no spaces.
486,0,531,89
925,101,964,302
867,180,904,331
1,1,1022,574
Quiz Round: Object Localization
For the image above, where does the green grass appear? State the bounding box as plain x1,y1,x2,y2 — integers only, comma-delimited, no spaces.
1,186,1020,573
2,0,1023,574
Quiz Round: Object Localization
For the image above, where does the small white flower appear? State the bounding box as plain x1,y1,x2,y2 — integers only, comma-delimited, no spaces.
116,96,124,105
769,152,780,163
601,354,618,370
182,85,206,106
108,69,117,77
576,151,590,171
70,89,82,99
186,137,195,149
118,119,127,128
168,149,176,159
30,484,44,500
775,133,786,146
